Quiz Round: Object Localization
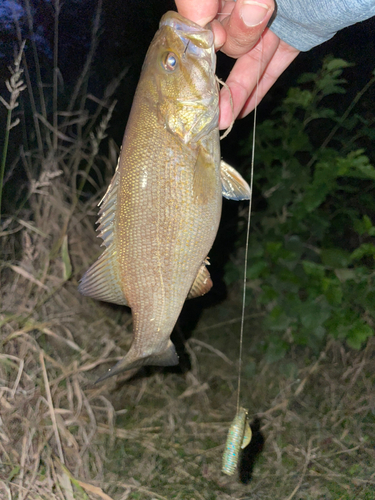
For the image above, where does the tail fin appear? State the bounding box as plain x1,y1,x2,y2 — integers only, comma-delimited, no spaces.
95,341,179,383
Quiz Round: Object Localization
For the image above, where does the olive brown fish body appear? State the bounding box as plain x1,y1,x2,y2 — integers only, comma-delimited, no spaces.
79,12,251,382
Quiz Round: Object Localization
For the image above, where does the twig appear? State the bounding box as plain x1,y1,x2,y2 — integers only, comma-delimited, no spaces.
39,351,65,464
294,351,325,397
189,338,233,365
283,437,314,500
194,313,264,333
118,483,169,500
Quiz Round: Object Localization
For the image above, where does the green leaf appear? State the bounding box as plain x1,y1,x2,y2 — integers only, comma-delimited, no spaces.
309,108,337,120
248,243,264,259
302,260,325,279
7,465,20,482
300,299,331,330
303,182,333,212
353,215,374,235
263,306,292,331
284,88,313,108
338,150,375,180
346,322,373,349
284,235,303,256
320,248,351,268
258,285,279,304
265,241,283,258
364,290,375,315
325,58,353,72
312,325,326,339
322,278,343,305
317,77,347,96
264,336,289,363
247,260,269,279
334,269,357,282
351,243,375,262
297,72,316,84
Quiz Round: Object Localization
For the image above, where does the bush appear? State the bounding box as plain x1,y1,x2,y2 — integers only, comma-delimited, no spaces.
227,57,375,361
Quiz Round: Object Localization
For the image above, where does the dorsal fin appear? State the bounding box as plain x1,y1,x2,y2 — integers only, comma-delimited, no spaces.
78,158,127,306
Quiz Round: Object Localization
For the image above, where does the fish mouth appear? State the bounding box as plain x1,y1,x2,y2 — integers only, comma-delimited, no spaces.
159,12,217,88
160,12,215,50
155,12,219,144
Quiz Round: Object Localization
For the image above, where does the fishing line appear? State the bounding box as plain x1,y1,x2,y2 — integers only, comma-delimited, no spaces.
222,35,264,476
236,35,263,414
217,77,234,140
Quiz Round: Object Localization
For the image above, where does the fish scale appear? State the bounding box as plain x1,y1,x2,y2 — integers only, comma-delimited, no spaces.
79,12,251,382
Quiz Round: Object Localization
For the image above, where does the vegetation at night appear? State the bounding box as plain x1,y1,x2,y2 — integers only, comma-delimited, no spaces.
226,57,375,360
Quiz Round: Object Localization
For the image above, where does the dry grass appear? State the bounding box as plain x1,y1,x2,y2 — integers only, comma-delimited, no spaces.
0,142,128,499
0,3,130,497
2,281,375,499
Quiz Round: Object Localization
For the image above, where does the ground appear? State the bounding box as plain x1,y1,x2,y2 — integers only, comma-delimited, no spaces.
2,240,375,499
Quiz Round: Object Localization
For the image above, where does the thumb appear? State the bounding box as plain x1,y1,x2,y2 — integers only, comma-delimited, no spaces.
220,0,275,58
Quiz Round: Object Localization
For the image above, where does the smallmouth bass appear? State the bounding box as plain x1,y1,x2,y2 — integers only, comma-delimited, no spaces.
79,11,250,382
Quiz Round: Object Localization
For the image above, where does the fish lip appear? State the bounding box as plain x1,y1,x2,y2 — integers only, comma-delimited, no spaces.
160,11,214,49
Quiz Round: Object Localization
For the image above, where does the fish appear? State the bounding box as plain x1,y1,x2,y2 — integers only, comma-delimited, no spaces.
78,11,251,382
222,407,252,476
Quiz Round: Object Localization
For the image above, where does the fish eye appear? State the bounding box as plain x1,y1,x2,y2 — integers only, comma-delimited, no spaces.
162,52,178,72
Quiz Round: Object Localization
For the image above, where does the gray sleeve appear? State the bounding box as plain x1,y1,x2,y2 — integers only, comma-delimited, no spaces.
269,0,375,51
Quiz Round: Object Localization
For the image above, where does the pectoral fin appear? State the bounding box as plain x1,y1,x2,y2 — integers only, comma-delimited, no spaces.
187,262,213,299
193,146,216,204
220,160,251,201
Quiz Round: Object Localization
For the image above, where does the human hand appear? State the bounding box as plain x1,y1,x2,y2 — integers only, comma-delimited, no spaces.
175,0,300,129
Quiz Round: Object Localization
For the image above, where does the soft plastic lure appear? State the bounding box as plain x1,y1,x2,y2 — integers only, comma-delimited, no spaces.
222,407,252,475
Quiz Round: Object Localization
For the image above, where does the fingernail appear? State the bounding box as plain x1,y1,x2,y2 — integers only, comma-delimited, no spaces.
240,1,269,27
